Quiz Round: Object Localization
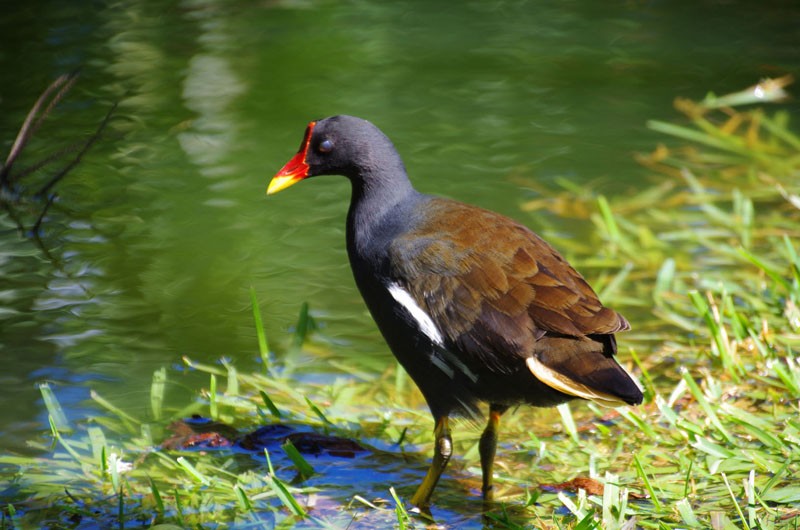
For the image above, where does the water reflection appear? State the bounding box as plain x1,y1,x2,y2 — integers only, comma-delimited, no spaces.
0,1,798,461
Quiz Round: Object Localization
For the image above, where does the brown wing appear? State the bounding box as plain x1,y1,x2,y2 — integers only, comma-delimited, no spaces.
389,197,629,374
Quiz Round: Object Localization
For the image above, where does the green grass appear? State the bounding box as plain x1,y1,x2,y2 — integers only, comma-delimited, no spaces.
2,80,800,528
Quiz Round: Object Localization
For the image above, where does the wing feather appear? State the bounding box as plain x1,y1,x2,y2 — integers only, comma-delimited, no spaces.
389,198,628,377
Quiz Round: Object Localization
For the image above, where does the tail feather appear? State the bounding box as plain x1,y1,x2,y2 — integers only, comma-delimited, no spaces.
529,334,643,406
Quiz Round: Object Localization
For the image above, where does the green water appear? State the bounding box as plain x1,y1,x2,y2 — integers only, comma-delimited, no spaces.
0,0,797,460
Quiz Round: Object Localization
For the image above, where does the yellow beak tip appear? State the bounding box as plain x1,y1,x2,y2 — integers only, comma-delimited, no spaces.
266,176,299,195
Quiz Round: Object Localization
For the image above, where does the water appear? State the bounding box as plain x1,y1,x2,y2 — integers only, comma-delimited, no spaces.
1,0,798,459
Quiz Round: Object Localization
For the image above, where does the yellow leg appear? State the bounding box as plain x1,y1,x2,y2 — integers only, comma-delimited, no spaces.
410,416,452,508
479,404,505,501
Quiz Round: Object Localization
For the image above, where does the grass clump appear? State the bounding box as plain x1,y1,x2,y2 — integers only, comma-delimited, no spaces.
510,77,800,528
2,79,800,528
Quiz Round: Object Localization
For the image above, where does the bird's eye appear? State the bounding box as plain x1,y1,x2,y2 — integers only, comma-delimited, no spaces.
319,139,334,153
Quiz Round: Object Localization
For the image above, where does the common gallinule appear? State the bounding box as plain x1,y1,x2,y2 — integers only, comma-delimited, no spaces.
268,115,643,508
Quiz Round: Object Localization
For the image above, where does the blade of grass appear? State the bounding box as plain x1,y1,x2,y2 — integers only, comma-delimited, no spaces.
263,448,306,517
602,472,620,529
250,286,270,370
281,439,315,479
352,495,382,510
688,291,739,382
90,391,140,430
48,416,82,461
597,194,621,243
4,502,21,529
109,452,122,492
389,487,411,529
617,408,658,440
149,478,164,516
117,482,124,529
305,396,333,426
150,367,166,421
259,390,283,419
87,426,107,464
683,460,694,499
209,374,218,420
633,454,662,511
556,403,578,444
234,484,253,511
771,357,800,397
760,111,800,150
174,488,185,527
182,356,226,376
574,512,600,530
558,490,587,520
176,456,211,486
744,470,756,529
292,302,312,351
647,120,750,156
223,360,239,397
628,348,653,401
737,248,792,292
39,383,70,432
675,497,702,528
721,473,750,530
653,258,676,306
598,261,633,302
680,368,733,444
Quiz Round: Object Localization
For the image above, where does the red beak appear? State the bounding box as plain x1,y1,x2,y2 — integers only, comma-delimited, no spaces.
267,121,316,195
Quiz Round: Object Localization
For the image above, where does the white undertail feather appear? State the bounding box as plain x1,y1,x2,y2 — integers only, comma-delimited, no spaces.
387,283,445,346
526,356,628,407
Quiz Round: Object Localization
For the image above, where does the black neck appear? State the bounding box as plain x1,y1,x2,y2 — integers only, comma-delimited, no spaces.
346,158,415,258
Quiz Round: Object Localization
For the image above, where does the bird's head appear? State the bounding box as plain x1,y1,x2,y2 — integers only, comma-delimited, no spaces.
268,115,402,194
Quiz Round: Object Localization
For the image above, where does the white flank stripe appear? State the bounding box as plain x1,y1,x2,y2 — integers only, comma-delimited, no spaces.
387,283,444,346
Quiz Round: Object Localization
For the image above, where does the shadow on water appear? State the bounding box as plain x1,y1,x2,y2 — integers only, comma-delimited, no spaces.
141,412,562,528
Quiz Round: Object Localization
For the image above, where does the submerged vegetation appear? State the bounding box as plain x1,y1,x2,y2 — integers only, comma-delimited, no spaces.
2,80,800,528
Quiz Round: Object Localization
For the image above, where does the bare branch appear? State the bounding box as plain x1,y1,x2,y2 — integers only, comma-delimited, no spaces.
32,192,58,235
1,72,79,187
13,140,88,182
36,100,118,198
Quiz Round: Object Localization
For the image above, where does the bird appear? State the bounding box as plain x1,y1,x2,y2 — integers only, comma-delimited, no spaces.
267,115,643,508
